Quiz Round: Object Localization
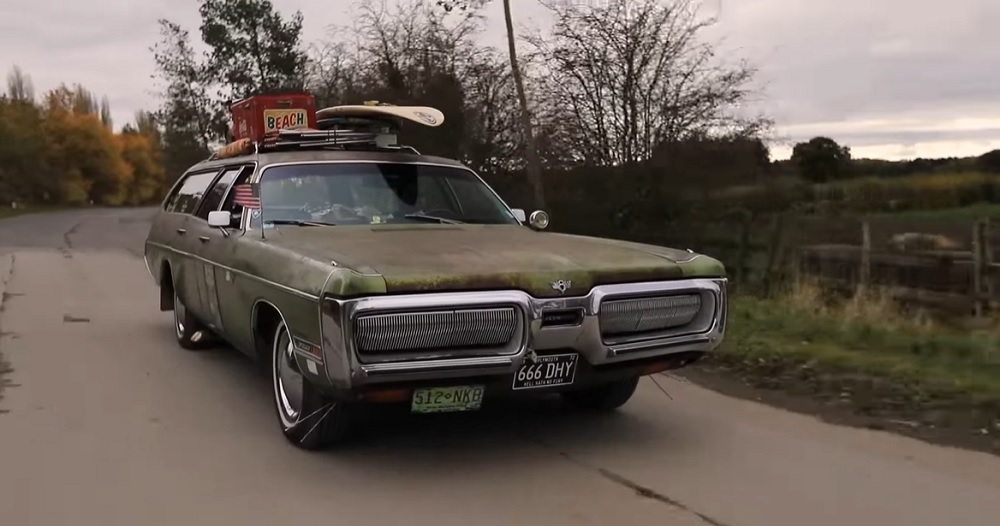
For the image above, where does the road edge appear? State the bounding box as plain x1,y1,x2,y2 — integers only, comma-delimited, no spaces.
0,252,14,411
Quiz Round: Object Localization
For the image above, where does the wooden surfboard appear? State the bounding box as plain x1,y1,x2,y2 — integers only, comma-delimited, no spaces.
315,104,445,127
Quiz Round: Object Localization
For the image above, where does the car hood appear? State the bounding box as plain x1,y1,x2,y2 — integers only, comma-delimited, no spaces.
265,224,724,298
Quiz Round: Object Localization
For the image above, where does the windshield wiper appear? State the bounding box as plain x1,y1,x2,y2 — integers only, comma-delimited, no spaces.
265,219,337,227
404,213,464,224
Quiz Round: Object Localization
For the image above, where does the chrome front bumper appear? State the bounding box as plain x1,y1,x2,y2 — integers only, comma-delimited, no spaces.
314,278,727,390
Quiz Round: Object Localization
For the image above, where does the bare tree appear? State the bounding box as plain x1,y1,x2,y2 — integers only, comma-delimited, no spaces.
436,0,546,209
307,0,525,174
5,65,35,102
527,0,769,166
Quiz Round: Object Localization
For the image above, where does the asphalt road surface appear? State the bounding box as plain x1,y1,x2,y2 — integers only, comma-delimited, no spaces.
1,207,1000,526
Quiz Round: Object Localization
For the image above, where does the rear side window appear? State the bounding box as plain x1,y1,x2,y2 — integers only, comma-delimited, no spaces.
195,167,244,219
169,171,221,215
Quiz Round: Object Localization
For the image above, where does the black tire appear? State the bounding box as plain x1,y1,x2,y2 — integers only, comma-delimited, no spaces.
172,289,211,350
562,376,640,412
270,319,352,450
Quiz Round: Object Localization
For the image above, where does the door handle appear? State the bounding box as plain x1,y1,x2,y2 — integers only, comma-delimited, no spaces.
176,228,187,234
198,236,210,243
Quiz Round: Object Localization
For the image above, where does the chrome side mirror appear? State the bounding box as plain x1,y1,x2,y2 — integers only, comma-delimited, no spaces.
511,208,527,223
207,210,233,237
528,210,550,231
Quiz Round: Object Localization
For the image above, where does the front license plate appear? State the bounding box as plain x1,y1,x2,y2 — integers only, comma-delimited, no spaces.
411,385,485,413
512,353,579,390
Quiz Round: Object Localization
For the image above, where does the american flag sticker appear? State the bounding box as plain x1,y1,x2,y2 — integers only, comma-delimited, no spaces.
232,183,261,209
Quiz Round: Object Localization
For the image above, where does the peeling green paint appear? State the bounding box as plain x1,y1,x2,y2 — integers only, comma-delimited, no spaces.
677,254,726,278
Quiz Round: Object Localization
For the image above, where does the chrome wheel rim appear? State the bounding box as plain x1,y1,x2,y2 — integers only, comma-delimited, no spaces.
273,324,304,429
174,292,185,339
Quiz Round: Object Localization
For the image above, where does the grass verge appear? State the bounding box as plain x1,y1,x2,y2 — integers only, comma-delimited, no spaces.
694,280,1000,451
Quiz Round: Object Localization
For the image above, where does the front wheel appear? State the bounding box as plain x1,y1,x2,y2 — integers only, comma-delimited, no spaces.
562,376,640,412
173,290,211,350
271,320,352,450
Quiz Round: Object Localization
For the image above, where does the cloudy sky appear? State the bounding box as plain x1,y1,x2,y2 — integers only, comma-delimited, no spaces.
1,0,998,160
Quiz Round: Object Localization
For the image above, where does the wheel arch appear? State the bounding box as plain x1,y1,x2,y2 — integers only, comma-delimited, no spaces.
251,299,290,362
159,260,175,311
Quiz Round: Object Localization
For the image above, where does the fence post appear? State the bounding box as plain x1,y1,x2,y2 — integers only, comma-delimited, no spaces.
985,219,994,312
735,214,752,293
972,219,988,317
762,212,787,297
859,220,871,291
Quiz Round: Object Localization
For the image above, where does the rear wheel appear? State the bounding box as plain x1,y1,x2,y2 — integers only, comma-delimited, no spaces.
271,320,352,450
173,290,211,350
562,376,640,411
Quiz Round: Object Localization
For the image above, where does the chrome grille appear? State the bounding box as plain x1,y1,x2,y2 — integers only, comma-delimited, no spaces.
600,294,702,337
354,307,518,354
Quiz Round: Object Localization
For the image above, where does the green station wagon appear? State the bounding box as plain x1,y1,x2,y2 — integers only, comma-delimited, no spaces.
144,103,728,451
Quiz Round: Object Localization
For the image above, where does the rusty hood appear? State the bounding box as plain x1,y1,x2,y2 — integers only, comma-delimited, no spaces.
264,224,722,298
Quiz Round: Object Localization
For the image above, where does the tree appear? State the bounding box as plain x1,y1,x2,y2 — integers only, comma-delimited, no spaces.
198,0,310,101
436,0,546,209
977,149,1000,173
790,136,852,183
524,0,768,167
43,85,133,205
5,65,34,102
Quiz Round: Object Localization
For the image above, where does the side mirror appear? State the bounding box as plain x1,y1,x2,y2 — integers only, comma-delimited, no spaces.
528,210,550,231
511,208,527,223
207,210,233,228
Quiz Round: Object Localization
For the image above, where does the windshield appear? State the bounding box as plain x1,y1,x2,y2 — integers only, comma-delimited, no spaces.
250,162,519,228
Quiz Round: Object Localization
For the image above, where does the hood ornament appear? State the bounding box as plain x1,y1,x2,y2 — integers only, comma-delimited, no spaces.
550,279,571,295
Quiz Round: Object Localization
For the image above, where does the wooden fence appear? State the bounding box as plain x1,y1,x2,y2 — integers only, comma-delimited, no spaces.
797,219,998,316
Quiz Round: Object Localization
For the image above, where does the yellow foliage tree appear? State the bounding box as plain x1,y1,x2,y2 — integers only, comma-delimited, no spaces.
118,129,166,205
42,85,133,205
1,68,168,207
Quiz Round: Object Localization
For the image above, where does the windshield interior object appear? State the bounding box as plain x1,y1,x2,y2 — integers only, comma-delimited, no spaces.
250,162,519,228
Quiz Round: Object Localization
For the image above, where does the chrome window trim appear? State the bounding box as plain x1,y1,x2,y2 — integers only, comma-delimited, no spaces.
252,160,523,227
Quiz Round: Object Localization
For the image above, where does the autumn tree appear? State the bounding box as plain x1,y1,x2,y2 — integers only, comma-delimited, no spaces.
42,85,132,205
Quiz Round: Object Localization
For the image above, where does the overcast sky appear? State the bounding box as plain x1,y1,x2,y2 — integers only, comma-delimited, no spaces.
1,0,997,161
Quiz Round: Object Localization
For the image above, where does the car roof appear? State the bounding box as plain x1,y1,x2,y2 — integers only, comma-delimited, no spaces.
188,149,469,173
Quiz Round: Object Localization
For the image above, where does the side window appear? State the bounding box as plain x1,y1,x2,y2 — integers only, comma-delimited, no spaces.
194,167,242,220
220,166,257,228
162,173,189,212
170,170,222,216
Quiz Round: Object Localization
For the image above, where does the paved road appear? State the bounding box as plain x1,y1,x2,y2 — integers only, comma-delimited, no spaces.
1,207,999,526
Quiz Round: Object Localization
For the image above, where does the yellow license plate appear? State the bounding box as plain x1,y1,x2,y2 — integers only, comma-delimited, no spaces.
411,385,485,413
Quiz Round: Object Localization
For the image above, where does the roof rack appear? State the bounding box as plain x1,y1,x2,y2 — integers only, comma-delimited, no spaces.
209,97,438,161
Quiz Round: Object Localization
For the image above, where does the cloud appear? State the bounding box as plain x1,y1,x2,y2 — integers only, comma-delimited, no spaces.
1,0,997,161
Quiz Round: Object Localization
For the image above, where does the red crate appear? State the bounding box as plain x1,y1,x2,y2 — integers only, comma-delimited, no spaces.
230,93,317,143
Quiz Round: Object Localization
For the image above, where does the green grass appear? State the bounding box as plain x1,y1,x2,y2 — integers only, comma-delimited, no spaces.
865,202,1000,221
711,283,1000,429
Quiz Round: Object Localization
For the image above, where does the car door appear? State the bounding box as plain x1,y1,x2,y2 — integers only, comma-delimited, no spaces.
199,165,259,355
168,169,225,321
187,165,248,334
